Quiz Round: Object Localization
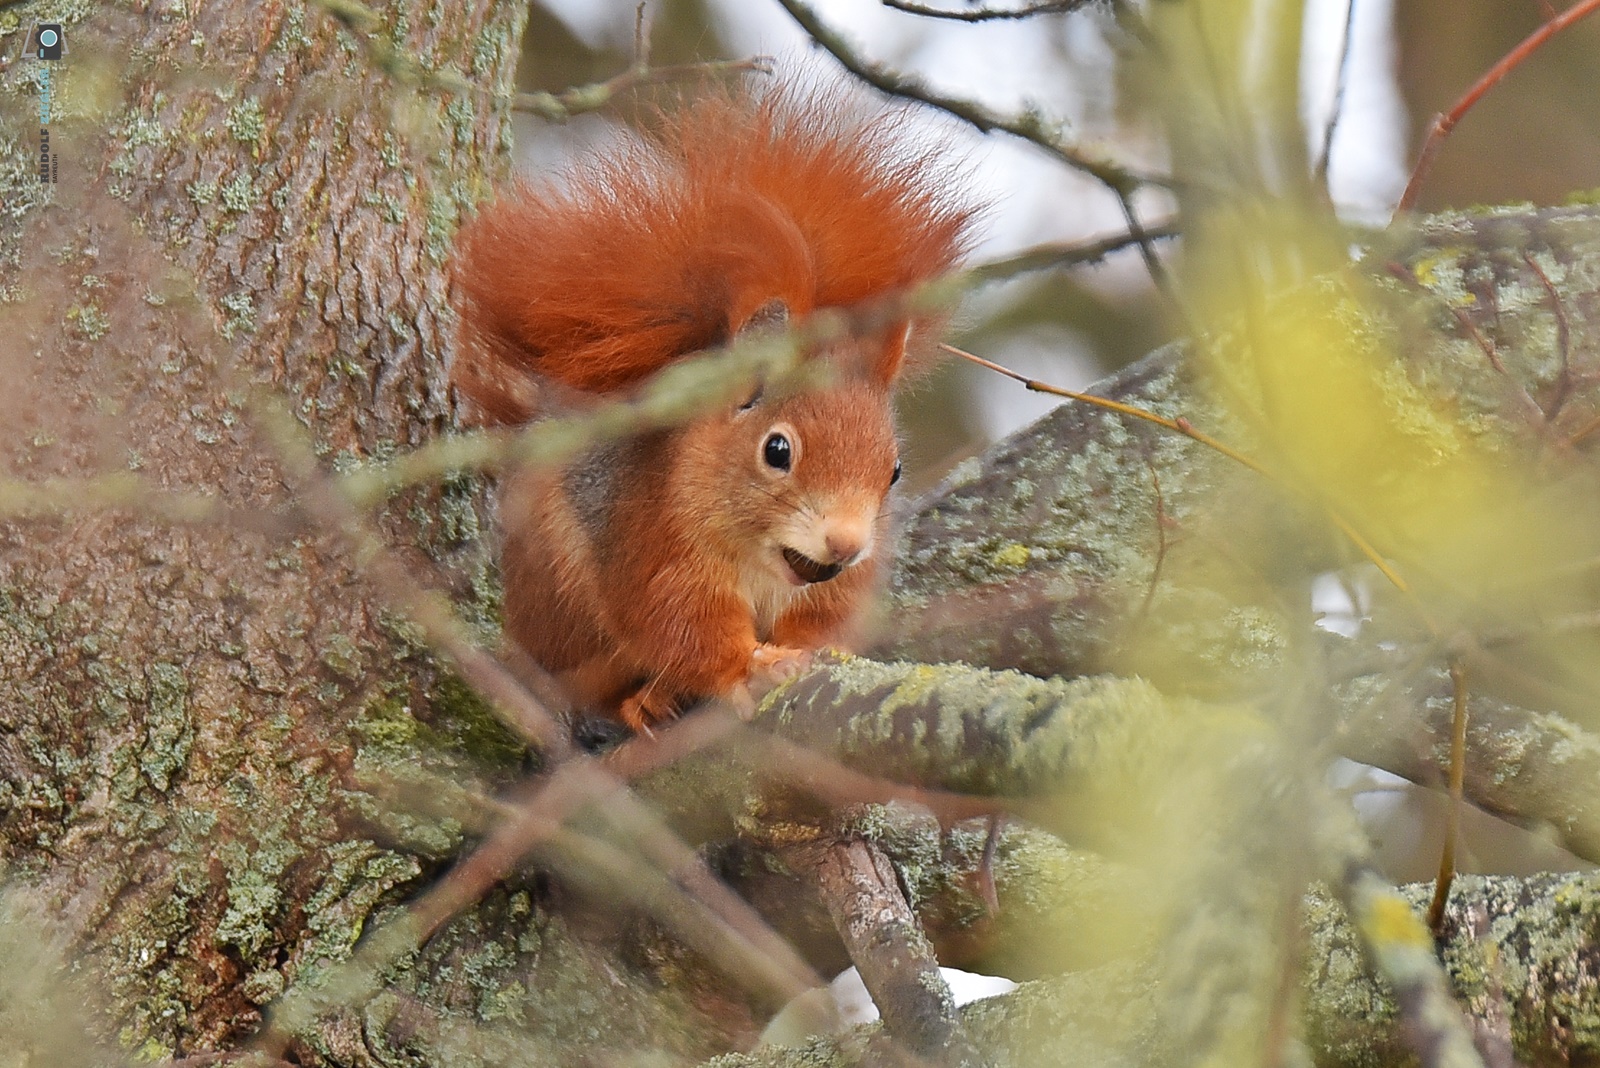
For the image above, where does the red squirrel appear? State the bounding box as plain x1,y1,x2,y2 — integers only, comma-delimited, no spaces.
450,82,973,731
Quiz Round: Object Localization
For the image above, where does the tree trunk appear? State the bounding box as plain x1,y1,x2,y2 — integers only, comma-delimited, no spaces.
0,0,535,1061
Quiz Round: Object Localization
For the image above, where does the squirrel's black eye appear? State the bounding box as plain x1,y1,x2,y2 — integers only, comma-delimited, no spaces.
763,432,792,472
890,459,903,486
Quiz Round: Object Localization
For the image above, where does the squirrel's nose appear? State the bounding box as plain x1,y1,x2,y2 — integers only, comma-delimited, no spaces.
824,529,867,565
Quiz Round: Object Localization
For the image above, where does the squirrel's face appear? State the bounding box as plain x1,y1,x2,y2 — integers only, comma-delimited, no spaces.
675,377,901,590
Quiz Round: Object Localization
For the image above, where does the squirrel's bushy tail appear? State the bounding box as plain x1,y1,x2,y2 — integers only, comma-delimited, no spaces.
450,80,976,426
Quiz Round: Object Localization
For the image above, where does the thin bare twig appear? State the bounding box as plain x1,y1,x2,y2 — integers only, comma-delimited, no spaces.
1113,189,1183,301
774,0,1171,194
1568,411,1600,446
1313,0,1360,192
776,0,1184,298
882,0,1093,20
942,343,1268,475
940,343,1420,599
1521,250,1573,419
966,220,1181,283
312,0,772,123
1134,458,1173,625
512,57,775,122
1397,0,1600,211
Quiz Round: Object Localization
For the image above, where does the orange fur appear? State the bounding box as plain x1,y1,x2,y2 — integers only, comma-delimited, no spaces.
450,80,975,730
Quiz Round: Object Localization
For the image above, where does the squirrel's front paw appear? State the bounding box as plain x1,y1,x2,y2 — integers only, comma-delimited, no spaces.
731,644,813,721
618,685,679,735
749,643,813,684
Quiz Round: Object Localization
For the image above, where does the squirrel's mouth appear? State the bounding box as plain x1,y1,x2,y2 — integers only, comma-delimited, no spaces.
782,547,843,585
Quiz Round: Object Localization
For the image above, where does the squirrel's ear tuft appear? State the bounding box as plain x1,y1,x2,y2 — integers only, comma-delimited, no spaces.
685,81,978,337
737,299,791,336
874,321,911,385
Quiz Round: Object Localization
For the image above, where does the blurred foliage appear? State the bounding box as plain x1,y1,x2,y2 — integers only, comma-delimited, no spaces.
0,890,114,1068
5,0,1599,1065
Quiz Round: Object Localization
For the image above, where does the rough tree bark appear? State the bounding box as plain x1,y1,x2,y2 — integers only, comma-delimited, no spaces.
0,2,1597,1068
0,0,536,1061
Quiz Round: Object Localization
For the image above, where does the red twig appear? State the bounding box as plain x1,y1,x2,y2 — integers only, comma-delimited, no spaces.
1426,657,1470,933
1383,261,1506,373
1135,458,1173,625
1521,251,1573,419
1397,0,1600,212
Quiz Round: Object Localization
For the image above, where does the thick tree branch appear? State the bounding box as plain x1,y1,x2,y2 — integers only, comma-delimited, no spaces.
880,205,1600,862
815,838,981,1067
705,871,1600,1068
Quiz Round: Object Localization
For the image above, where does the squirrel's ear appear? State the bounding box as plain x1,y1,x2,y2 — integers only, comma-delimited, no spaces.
737,299,791,336
873,320,911,385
